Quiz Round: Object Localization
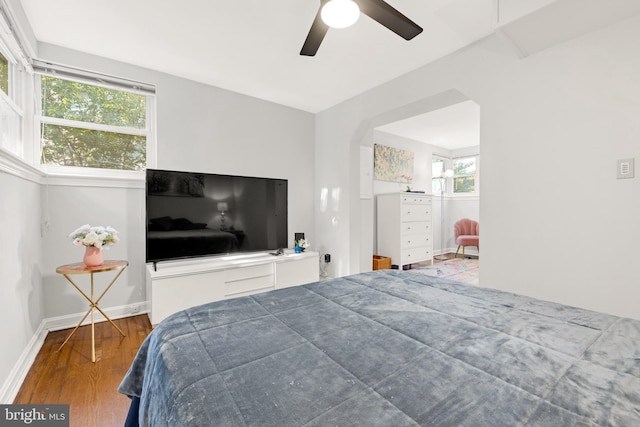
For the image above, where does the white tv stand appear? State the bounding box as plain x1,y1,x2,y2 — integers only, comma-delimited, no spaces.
146,250,320,324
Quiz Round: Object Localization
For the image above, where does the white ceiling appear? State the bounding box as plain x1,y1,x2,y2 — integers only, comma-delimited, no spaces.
376,100,480,150
18,0,496,113
18,0,638,149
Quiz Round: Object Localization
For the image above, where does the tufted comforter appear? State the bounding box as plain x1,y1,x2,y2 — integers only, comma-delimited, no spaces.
119,269,640,426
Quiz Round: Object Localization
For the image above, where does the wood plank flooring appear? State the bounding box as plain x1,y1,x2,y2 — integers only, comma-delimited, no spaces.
14,314,152,427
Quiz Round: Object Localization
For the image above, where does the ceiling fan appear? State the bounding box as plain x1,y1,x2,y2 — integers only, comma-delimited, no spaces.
300,0,423,56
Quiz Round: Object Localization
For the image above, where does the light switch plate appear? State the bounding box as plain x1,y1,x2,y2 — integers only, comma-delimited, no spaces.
617,158,635,179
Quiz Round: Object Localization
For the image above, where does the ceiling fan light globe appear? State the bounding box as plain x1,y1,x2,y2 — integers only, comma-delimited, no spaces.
321,0,360,29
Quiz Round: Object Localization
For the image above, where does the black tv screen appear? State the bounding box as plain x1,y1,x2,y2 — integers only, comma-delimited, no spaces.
145,168,288,263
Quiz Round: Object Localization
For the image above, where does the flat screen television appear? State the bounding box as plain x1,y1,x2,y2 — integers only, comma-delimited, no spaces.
145,168,288,263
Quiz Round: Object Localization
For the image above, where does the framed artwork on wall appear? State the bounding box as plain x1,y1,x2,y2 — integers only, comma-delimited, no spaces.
373,144,414,183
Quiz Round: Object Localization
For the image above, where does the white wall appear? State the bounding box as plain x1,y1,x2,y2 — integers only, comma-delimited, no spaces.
34,44,316,318
2,26,315,398
316,15,640,319
0,166,43,399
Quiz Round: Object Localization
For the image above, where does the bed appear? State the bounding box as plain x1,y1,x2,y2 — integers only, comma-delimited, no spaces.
119,269,640,426
146,228,240,261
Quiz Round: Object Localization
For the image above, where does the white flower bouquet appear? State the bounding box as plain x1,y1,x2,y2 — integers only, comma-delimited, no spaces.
69,224,120,249
295,238,310,249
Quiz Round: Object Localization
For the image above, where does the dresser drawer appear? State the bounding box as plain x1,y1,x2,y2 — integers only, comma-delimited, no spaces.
402,234,432,249
225,275,274,297
400,195,432,205
401,247,433,264
226,263,273,282
401,221,432,236
225,264,274,297
401,206,432,222
377,192,434,269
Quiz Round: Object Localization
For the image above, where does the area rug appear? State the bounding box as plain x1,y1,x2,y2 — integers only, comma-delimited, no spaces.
409,258,479,286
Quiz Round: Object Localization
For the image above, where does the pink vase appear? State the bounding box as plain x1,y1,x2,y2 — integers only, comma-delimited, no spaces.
83,246,104,267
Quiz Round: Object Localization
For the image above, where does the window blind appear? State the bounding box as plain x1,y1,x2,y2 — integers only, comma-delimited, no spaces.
32,59,156,96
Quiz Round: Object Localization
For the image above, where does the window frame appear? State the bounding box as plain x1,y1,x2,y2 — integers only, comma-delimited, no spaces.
1,49,10,95
0,17,25,158
33,62,156,178
452,155,479,196
431,155,448,195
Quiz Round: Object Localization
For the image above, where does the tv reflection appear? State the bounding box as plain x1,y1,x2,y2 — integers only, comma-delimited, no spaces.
146,169,288,262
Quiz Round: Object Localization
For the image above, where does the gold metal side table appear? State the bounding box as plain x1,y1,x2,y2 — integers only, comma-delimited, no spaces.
56,260,128,362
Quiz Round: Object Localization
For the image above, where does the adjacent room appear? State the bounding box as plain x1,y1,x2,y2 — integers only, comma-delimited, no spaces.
1,0,639,426
372,99,480,284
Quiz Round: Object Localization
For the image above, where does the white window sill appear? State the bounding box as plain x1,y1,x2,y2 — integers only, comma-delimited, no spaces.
41,165,145,189
0,149,145,189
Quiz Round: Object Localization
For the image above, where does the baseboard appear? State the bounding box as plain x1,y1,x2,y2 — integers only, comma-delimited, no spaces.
434,247,479,257
45,301,149,331
0,321,47,404
0,302,148,403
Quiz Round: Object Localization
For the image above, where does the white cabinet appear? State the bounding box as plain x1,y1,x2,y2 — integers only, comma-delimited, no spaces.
376,193,433,269
147,251,319,324
275,256,319,289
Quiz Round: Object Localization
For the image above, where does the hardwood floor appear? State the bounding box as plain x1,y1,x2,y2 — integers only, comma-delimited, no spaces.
14,314,152,427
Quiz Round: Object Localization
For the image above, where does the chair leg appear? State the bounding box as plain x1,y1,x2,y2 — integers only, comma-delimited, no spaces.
455,245,460,258
462,246,465,258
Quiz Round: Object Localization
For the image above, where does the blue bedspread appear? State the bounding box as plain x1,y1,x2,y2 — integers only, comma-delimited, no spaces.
119,270,640,426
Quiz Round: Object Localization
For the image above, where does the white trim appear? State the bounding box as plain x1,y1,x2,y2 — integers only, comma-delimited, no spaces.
0,302,149,403
0,147,146,189
0,1,31,68
0,87,23,116
0,321,47,404
448,194,480,201
433,247,479,257
0,147,44,183
42,167,145,189
44,302,149,332
39,116,148,137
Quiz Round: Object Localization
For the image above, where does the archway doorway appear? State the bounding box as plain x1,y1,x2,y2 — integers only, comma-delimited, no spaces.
356,89,480,278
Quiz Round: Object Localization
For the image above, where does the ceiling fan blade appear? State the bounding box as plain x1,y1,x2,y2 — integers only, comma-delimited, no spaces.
300,8,329,56
355,0,423,40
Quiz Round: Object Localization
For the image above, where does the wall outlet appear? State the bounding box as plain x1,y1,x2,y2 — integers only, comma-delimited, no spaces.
130,304,141,314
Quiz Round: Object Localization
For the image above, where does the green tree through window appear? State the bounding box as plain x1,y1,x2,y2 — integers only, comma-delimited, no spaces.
40,76,148,171
0,52,8,95
453,157,477,193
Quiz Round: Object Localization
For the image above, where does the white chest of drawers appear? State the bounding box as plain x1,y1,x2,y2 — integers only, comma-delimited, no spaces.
376,193,433,269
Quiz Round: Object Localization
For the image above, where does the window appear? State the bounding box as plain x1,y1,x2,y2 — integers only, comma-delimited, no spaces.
432,156,446,194
453,156,477,194
0,47,22,157
0,52,8,95
35,64,155,172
